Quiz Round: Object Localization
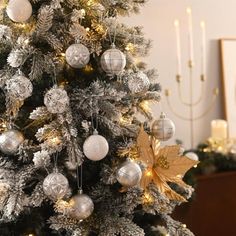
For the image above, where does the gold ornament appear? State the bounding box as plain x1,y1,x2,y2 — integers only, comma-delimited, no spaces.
137,126,199,202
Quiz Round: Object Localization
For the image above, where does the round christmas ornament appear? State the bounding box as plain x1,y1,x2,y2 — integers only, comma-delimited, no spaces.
128,71,150,94
185,152,199,161
6,75,33,100
69,192,94,220
43,172,69,200
44,87,69,114
100,44,126,76
151,112,175,141
83,130,109,161
65,43,90,69
6,0,32,23
116,160,142,187
0,129,24,155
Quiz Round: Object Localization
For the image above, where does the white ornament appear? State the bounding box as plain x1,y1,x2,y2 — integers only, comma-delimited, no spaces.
6,0,32,23
128,71,150,94
83,130,109,161
6,75,33,100
43,172,69,200
100,44,126,76
65,43,90,68
116,160,142,187
151,112,175,141
0,129,24,155
44,87,69,114
185,152,199,161
69,192,94,220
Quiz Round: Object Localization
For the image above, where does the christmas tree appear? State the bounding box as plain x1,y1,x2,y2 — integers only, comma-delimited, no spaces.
0,0,198,235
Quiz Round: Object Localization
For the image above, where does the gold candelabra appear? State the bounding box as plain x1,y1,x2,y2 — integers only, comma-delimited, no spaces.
165,61,219,148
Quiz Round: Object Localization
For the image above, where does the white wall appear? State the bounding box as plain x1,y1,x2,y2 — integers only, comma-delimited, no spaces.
123,0,236,148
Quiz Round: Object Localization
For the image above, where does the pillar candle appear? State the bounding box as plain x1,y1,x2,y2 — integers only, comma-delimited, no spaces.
200,21,206,76
211,120,228,139
174,19,182,76
186,7,194,64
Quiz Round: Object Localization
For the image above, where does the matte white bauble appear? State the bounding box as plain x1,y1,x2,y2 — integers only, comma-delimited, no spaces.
43,172,69,200
185,152,199,161
151,112,175,141
6,0,32,23
65,43,90,68
83,130,109,161
116,160,142,187
69,193,94,220
0,129,24,155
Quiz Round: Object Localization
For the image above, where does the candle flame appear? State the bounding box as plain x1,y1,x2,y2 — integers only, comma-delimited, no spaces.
200,21,205,28
174,19,179,27
186,7,192,14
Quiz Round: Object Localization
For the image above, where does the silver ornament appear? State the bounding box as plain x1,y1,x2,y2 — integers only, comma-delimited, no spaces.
6,0,32,23
152,112,175,141
6,75,33,100
185,152,199,161
0,129,24,155
83,130,109,161
100,44,126,76
44,87,69,114
43,172,69,200
117,160,142,187
69,193,94,220
128,71,150,93
65,43,90,68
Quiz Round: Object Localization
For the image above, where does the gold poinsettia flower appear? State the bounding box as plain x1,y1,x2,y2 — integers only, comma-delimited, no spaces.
137,126,199,202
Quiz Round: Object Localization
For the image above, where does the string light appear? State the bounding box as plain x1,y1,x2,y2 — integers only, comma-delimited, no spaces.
139,100,151,113
50,136,61,145
125,42,135,52
86,27,90,32
145,170,153,177
143,192,153,204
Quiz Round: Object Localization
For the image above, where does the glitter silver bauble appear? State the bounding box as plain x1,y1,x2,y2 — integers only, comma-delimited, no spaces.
65,43,90,68
116,160,142,187
83,130,109,161
6,0,32,23
69,193,94,220
43,172,69,200
0,129,24,155
128,71,150,93
185,152,199,161
44,87,69,114
6,75,33,100
100,44,126,76
152,112,175,141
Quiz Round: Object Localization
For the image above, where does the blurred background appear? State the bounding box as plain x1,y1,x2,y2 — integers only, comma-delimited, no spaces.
123,1,236,235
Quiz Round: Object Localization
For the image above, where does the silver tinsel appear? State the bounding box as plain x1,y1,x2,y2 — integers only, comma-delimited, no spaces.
65,43,90,69
116,160,142,187
128,71,150,93
69,193,94,220
43,172,69,200
6,75,33,100
0,129,24,155
44,87,69,114
100,44,126,76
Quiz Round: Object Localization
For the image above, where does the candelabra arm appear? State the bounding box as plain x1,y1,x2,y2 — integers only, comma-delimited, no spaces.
193,89,218,121
177,77,205,106
165,94,192,121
